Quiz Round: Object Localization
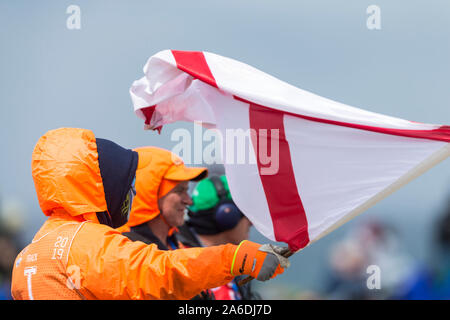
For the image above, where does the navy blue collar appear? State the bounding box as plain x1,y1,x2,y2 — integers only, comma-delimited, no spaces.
96,138,138,228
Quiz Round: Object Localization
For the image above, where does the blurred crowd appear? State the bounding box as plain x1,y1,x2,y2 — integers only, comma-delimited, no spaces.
293,195,450,300
321,198,450,300
0,198,25,300
1,192,449,300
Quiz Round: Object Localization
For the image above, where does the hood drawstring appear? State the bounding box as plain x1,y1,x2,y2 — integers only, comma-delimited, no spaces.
159,213,179,236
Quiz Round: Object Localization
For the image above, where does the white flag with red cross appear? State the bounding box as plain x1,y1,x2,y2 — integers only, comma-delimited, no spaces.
130,50,450,252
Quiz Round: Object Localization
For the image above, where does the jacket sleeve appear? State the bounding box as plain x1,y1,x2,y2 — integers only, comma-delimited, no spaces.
68,222,237,300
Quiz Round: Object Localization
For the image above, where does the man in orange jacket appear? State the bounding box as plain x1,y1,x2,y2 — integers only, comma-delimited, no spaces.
118,146,198,251
118,146,215,299
11,128,290,300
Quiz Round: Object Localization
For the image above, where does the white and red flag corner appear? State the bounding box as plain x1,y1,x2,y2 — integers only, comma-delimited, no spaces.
130,50,450,252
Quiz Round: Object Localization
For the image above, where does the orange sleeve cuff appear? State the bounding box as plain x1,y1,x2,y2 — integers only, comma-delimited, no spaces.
231,240,262,276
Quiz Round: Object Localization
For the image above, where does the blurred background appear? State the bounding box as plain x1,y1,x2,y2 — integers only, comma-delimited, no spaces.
0,0,449,299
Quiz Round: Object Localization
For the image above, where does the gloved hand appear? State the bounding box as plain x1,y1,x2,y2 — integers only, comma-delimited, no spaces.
231,240,291,281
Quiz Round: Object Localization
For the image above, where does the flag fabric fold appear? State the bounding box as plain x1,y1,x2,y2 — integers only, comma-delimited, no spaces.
130,50,450,251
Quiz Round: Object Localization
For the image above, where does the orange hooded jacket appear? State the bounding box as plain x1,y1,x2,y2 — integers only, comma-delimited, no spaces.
117,146,206,234
11,128,236,300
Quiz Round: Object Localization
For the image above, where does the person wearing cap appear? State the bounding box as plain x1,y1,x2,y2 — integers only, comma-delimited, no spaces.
11,129,290,300
177,175,260,300
118,147,205,250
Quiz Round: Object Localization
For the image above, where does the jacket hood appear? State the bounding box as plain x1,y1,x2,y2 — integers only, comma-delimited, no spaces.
118,147,207,231
32,128,138,228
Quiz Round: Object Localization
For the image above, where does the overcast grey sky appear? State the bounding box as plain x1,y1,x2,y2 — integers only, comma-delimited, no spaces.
1,0,449,294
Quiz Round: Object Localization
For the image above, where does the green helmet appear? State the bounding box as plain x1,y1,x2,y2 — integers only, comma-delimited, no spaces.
189,175,232,212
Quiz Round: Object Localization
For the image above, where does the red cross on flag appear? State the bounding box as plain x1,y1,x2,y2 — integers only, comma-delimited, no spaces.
130,50,450,252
